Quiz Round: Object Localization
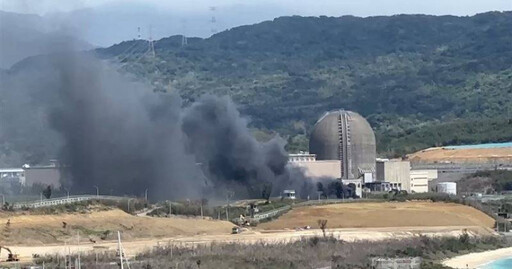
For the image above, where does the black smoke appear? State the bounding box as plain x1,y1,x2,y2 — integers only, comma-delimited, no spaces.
46,54,204,199
39,54,322,200
1,52,333,201
181,95,296,198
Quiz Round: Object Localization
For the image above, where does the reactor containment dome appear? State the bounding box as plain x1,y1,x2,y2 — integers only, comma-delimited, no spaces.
309,110,376,179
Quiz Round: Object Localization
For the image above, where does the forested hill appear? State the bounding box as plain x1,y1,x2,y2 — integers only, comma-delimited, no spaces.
96,12,512,157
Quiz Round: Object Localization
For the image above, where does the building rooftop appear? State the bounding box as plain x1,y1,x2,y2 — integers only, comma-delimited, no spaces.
0,168,24,173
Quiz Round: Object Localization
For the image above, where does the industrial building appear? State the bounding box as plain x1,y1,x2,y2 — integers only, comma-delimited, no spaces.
376,159,438,193
306,110,376,197
288,109,439,197
309,110,376,180
376,160,410,192
23,163,62,187
0,161,63,190
0,168,26,186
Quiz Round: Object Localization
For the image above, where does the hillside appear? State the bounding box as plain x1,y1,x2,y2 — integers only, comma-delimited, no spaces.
0,209,233,245
258,201,495,231
96,12,512,157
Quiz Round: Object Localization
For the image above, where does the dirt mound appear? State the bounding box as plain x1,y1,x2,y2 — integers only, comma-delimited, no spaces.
258,201,494,230
407,147,512,163
0,209,233,245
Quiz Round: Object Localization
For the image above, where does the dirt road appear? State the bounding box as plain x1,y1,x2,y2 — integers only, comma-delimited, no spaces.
9,225,491,262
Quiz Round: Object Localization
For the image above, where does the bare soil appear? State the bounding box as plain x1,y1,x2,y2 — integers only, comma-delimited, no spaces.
0,201,497,262
407,147,512,163
0,209,233,245
257,201,495,230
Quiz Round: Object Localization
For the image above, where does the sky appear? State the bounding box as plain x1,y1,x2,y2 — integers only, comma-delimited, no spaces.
2,0,512,16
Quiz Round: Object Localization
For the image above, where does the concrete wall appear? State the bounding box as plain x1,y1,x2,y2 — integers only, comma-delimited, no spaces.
377,160,411,192
24,167,62,187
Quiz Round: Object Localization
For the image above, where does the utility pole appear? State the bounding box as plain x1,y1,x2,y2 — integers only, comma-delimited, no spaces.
77,231,81,269
226,191,234,221
117,231,124,269
127,198,135,212
93,185,99,197
181,19,188,47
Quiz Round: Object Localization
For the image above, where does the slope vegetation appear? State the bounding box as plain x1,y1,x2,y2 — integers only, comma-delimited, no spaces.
96,12,512,157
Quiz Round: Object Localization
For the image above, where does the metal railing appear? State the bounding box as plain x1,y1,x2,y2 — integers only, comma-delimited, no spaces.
251,205,291,221
12,195,130,209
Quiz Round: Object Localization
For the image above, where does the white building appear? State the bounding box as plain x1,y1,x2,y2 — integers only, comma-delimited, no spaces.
0,168,26,185
410,170,438,193
289,152,317,162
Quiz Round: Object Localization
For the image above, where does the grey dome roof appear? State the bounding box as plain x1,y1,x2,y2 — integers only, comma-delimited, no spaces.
309,110,376,179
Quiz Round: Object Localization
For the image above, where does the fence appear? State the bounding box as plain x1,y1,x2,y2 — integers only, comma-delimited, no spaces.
251,205,291,221
12,195,130,209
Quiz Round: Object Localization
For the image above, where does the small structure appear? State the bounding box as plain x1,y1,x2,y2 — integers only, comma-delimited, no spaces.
365,182,394,192
436,182,457,195
282,190,296,200
0,168,26,185
370,257,422,269
342,178,363,198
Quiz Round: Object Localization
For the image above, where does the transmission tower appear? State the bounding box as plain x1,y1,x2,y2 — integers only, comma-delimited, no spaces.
209,6,217,34
137,27,141,40
181,19,188,47
148,25,156,57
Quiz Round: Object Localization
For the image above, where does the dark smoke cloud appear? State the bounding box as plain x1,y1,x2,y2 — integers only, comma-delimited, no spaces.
2,52,329,201
181,95,295,197
45,54,204,200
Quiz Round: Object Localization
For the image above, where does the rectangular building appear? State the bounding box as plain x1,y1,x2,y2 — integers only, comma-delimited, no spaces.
410,171,429,193
376,160,411,192
24,165,62,187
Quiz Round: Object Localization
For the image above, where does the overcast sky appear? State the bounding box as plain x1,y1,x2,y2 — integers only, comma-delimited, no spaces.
2,0,511,16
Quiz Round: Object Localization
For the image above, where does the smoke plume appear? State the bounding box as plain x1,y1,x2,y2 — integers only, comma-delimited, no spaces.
0,49,331,200
17,53,316,200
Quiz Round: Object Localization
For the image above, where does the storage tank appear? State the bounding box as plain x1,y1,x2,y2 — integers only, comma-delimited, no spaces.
436,182,457,195
309,110,376,179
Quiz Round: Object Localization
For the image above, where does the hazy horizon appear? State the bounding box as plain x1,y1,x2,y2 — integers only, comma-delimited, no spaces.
1,0,511,47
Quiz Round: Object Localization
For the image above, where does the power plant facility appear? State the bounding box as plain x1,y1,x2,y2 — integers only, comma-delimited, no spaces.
289,109,438,197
